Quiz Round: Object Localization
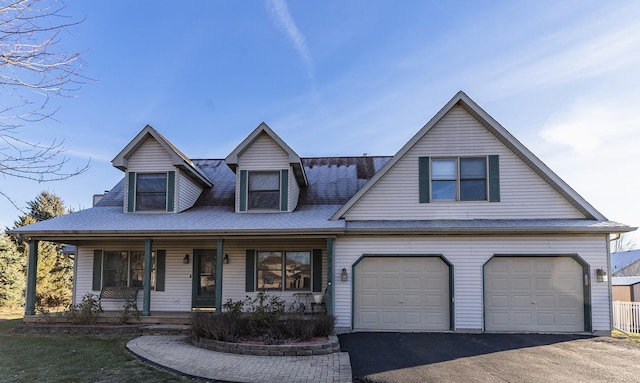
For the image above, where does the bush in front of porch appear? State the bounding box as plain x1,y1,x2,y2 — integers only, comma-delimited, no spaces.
191,291,335,344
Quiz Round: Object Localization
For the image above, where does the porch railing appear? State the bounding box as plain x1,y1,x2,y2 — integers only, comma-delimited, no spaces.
613,301,640,334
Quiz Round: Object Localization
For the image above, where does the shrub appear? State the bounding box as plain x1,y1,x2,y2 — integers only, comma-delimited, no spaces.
191,292,336,344
119,300,140,324
65,293,103,325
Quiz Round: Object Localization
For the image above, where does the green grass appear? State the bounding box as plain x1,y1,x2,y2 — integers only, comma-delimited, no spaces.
0,309,192,383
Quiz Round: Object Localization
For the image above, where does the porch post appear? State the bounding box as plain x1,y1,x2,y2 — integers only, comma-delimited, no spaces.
25,240,39,316
143,239,153,316
326,237,334,314
215,239,224,312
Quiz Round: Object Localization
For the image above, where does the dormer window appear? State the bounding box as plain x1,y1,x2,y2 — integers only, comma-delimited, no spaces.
248,171,280,210
126,171,175,213
239,169,289,212
136,173,167,211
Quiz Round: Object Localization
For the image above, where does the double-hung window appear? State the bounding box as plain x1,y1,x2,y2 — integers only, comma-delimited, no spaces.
256,250,311,290
248,171,280,210
103,250,156,289
136,173,167,211
431,157,487,201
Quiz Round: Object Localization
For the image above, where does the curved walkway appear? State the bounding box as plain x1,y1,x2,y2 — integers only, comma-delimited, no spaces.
126,335,352,383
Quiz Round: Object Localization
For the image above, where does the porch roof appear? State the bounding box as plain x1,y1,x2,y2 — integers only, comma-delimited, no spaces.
9,204,345,240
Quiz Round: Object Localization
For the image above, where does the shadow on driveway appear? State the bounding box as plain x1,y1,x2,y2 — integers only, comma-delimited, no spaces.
339,332,592,379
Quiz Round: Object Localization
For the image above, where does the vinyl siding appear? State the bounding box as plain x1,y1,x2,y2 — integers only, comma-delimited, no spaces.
75,238,328,312
334,234,610,332
343,106,584,220
124,138,176,213
237,134,289,169
177,170,203,212
235,134,297,212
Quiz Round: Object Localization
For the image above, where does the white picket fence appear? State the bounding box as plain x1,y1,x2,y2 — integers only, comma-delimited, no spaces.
613,301,640,333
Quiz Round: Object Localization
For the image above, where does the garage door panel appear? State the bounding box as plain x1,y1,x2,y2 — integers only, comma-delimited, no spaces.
360,277,378,289
355,257,450,331
485,257,584,332
382,277,399,289
513,277,530,290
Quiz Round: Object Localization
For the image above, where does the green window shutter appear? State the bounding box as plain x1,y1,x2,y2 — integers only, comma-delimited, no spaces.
245,249,255,292
312,249,322,292
127,172,136,212
418,157,430,203
92,250,103,291
488,155,500,202
155,250,166,291
167,171,175,212
280,169,289,212
239,170,248,212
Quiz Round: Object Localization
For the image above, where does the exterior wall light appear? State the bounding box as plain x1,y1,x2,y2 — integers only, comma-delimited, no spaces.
224,254,230,264
183,254,190,264
341,267,348,282
595,268,608,282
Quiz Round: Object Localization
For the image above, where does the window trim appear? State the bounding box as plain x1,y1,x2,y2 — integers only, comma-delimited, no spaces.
247,171,281,211
135,172,169,212
255,250,313,291
430,157,488,202
102,250,157,290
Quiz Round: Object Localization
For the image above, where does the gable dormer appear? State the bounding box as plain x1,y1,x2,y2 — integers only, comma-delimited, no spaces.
112,125,212,213
225,123,307,213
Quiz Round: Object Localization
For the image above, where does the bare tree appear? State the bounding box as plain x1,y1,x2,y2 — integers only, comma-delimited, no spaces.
611,233,638,254
0,0,89,206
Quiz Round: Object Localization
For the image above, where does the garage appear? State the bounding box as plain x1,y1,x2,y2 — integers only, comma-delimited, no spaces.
484,256,586,332
354,256,451,331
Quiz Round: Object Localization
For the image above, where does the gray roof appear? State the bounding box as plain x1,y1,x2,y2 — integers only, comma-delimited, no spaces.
612,276,640,286
8,154,633,240
612,250,640,273
345,219,631,234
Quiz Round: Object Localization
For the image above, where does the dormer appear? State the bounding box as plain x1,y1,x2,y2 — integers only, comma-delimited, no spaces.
225,123,308,213
112,125,212,213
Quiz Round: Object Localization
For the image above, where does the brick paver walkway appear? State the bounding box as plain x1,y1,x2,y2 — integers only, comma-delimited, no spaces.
127,335,352,383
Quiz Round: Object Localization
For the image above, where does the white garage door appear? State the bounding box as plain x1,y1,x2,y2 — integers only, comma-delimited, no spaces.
484,257,584,332
354,257,450,331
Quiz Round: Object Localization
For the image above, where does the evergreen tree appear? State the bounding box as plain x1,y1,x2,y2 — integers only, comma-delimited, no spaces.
0,231,26,308
13,191,73,308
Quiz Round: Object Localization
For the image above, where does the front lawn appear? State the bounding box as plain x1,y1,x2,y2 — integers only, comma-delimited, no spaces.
0,309,191,383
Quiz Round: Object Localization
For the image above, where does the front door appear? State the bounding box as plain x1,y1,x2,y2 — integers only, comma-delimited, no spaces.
192,249,216,309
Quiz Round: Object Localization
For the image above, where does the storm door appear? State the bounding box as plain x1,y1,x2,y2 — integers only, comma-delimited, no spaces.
192,249,216,309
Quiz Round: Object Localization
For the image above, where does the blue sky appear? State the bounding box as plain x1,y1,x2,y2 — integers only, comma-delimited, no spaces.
1,0,639,241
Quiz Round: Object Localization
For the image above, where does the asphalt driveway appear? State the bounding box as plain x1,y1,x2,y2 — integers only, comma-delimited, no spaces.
338,332,640,383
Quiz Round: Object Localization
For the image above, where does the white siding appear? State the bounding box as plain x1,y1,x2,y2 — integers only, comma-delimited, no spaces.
124,138,176,212
177,170,203,212
334,234,610,332
289,165,301,211
127,138,174,171
234,134,300,212
344,106,584,220
75,238,328,312
237,134,289,169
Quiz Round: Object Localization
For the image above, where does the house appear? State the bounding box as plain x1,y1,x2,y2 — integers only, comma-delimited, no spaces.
612,277,640,302
611,249,640,276
10,91,635,335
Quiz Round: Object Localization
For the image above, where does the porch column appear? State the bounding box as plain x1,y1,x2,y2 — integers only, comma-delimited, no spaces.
25,240,39,316
215,239,224,312
326,237,334,314
143,239,153,316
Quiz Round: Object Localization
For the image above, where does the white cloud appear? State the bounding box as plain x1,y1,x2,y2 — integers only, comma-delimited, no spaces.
266,0,314,78
540,98,640,155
